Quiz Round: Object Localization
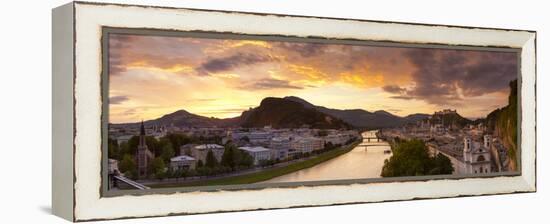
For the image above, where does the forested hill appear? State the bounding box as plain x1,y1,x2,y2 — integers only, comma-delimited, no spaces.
240,97,351,129
429,111,472,129
485,79,518,171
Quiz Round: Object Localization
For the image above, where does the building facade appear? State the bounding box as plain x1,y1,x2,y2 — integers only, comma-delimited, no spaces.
269,137,290,160
239,146,272,165
463,135,492,174
290,137,324,154
190,144,225,164
170,155,197,171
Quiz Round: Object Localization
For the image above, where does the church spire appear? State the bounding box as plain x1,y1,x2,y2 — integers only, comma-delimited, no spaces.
140,120,145,136
139,120,146,147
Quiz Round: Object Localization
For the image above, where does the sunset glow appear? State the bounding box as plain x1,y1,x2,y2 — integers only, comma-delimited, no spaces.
108,34,517,123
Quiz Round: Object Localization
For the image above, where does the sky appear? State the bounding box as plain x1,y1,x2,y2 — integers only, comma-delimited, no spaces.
108,33,518,124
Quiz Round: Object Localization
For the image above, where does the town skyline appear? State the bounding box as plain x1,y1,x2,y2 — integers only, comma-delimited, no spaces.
109,34,518,123
110,95,490,125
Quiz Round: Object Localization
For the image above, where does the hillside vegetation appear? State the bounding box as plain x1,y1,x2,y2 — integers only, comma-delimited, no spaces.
485,79,518,171
240,97,351,129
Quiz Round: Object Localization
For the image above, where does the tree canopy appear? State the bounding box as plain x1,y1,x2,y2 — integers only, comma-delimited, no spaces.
118,154,137,179
381,139,454,177
205,150,218,168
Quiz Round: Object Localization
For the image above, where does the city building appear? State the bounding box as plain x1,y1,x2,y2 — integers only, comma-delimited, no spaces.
463,136,492,174
190,144,225,164
323,131,357,146
291,137,324,154
434,109,457,115
179,143,197,156
170,155,197,171
269,137,290,160
151,125,167,140
430,124,447,136
239,146,272,165
136,121,154,179
248,131,273,145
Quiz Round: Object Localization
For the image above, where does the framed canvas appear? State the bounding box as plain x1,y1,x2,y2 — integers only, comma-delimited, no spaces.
52,1,537,222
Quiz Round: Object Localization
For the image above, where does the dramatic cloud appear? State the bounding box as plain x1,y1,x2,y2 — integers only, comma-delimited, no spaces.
197,52,275,75
382,48,517,105
275,42,328,57
243,78,303,90
109,34,208,76
108,33,518,122
382,85,407,94
109,95,129,104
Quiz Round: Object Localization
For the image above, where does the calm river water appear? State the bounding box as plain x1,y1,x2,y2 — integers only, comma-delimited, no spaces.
263,130,392,183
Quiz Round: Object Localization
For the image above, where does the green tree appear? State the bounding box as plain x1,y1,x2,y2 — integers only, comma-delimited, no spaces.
236,149,254,168
127,136,160,156
108,138,120,160
381,139,453,177
160,141,175,163
221,145,236,170
150,157,166,179
429,153,454,175
197,160,204,168
164,133,197,154
118,154,137,179
180,169,189,180
205,150,218,168
119,142,130,157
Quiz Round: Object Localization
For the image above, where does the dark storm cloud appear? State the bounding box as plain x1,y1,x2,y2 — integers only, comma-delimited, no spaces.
383,48,517,105
390,96,414,100
197,53,275,75
242,78,303,90
109,96,130,104
108,34,138,76
274,42,328,57
382,85,407,94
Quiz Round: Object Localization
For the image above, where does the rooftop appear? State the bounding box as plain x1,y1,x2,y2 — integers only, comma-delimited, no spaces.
239,146,271,153
170,155,196,162
194,144,224,150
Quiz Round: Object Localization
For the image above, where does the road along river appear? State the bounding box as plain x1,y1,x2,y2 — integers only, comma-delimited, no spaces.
263,130,392,183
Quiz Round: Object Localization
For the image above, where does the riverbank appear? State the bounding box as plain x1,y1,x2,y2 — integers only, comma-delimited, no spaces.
147,140,361,188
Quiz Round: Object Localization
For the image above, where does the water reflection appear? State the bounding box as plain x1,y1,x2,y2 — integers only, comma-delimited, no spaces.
263,131,391,183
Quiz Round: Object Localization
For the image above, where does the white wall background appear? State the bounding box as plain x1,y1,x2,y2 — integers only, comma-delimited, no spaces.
0,0,547,223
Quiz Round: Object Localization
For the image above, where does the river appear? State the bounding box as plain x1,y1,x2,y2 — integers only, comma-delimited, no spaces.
263,130,392,183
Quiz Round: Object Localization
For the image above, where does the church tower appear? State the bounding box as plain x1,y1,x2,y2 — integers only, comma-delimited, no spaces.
136,121,153,179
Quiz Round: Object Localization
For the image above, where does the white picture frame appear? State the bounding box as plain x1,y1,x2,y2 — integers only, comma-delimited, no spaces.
52,1,536,222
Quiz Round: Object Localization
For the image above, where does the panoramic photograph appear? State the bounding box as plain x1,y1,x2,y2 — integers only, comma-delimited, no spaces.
106,33,519,191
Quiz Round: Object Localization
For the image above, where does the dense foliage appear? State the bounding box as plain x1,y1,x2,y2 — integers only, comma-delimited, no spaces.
484,79,518,170
220,145,254,171
381,139,454,177
118,154,137,179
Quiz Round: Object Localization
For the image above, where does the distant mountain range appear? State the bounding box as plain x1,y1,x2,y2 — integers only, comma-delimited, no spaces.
112,96,430,129
283,96,429,129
